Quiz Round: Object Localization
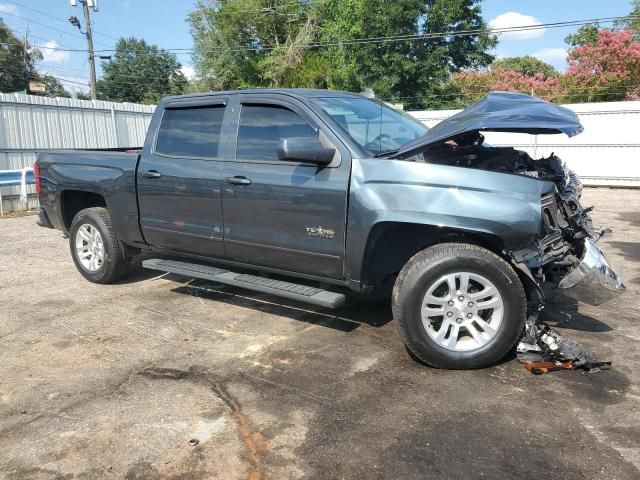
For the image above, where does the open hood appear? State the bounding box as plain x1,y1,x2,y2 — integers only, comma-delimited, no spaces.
393,91,584,157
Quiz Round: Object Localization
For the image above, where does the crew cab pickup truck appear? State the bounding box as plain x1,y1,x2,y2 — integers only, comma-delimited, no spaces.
35,89,625,369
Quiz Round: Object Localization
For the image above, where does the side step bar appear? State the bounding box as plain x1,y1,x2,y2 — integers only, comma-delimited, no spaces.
142,259,346,309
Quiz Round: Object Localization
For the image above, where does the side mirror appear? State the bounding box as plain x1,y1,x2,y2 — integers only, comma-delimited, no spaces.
277,137,335,165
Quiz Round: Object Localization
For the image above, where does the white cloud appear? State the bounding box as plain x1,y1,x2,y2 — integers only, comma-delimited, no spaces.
180,66,195,80
0,3,17,14
40,41,70,64
489,12,545,41
532,48,567,64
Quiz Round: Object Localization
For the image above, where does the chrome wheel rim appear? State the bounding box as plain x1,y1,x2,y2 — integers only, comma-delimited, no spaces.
75,224,105,272
421,272,504,352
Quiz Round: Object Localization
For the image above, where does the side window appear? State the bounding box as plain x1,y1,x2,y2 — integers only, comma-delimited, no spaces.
155,105,225,158
237,104,317,161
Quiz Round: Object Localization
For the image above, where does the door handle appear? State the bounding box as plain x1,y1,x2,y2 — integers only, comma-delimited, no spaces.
141,170,162,179
225,176,251,186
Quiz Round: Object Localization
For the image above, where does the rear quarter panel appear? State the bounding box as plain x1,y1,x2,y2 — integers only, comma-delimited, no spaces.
37,150,143,246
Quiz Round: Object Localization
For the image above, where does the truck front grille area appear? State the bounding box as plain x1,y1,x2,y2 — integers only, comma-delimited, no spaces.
539,193,571,265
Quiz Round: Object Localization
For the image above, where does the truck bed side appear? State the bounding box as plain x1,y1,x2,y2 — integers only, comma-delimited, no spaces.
37,149,145,247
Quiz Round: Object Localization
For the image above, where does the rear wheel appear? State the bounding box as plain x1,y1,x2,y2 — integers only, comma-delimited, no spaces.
69,207,130,284
392,243,526,369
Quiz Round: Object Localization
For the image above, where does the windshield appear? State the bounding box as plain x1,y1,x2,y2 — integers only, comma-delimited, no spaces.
313,96,428,155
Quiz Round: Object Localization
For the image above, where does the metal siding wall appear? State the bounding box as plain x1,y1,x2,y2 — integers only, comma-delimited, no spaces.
0,93,154,212
409,101,640,187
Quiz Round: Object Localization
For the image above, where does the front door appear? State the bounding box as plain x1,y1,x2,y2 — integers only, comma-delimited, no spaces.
138,98,230,257
221,95,350,279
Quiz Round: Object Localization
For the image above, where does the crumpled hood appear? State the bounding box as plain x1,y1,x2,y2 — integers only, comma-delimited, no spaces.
394,91,584,157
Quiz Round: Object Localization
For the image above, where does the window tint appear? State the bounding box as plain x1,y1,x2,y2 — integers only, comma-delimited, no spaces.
155,106,225,158
237,105,317,161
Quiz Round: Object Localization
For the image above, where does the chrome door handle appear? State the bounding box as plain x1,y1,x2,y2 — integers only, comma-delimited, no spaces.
141,170,162,179
225,176,251,186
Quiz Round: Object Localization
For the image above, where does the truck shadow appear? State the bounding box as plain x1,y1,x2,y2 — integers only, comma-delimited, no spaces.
540,295,613,333
170,279,393,333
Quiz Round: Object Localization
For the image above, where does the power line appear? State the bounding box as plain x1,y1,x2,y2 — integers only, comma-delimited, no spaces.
0,6,112,49
2,0,118,43
2,13,638,55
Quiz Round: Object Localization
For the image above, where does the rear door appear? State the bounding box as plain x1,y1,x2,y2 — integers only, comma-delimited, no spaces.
221,94,351,279
138,97,231,257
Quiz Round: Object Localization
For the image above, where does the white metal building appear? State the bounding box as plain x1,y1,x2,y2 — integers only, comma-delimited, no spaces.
0,93,154,212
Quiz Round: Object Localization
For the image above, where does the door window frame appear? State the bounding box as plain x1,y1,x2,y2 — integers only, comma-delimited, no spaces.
228,94,345,168
151,96,232,162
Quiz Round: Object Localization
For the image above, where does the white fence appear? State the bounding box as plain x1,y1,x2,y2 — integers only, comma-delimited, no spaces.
0,93,154,213
409,100,640,187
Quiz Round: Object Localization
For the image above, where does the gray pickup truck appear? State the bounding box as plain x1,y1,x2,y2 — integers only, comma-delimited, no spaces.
35,89,624,369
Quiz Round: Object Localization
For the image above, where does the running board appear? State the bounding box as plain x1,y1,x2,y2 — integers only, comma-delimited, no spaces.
142,259,346,309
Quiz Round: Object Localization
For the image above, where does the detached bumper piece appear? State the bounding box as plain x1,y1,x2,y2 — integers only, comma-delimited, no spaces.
557,239,625,306
517,321,611,374
517,320,611,375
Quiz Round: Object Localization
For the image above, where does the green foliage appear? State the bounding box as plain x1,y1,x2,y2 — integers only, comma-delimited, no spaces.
188,0,496,108
617,0,640,38
98,37,187,104
565,24,600,46
0,20,41,93
492,56,558,78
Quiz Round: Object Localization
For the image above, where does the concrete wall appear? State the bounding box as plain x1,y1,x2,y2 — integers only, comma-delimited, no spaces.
0,93,154,213
409,100,640,187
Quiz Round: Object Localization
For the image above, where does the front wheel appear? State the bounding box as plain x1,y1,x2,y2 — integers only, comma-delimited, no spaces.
69,207,130,284
392,243,526,369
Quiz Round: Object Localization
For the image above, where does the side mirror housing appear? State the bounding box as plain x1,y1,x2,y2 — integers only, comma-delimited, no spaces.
277,137,335,165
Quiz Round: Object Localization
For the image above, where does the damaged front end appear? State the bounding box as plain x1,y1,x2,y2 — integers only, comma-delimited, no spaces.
513,154,625,307
390,91,625,370
393,92,625,308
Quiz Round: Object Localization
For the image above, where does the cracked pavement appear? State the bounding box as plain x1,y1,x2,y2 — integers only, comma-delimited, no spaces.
1,188,639,479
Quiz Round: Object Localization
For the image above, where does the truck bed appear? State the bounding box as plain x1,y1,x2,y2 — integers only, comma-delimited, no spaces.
36,149,144,246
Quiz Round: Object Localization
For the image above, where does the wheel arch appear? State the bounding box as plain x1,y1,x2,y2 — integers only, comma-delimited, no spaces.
61,189,107,229
359,221,507,292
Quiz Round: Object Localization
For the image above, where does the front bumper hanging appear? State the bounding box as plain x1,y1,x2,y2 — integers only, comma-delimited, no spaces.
557,239,625,306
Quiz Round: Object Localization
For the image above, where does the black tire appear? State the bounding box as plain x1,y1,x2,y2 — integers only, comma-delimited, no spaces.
392,243,526,369
69,207,130,284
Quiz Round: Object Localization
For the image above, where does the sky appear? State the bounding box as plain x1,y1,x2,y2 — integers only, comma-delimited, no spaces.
0,0,634,95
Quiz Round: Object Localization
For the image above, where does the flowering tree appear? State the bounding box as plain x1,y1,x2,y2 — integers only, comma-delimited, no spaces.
444,29,640,107
560,29,640,102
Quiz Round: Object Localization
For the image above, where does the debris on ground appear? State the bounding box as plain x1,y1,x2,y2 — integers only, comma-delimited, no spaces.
516,318,612,375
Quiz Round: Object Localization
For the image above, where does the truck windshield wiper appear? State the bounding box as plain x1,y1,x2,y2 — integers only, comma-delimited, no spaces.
373,148,399,158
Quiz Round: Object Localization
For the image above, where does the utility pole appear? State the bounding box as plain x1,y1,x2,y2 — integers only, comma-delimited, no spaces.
69,1,98,100
82,1,97,100
23,25,29,85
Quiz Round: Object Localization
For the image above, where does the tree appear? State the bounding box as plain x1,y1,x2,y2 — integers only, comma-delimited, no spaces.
560,29,640,102
446,28,640,105
188,0,320,90
0,20,41,93
98,37,187,104
565,24,600,46
316,0,496,109
615,1,640,39
188,0,496,108
492,56,558,78
446,70,561,107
